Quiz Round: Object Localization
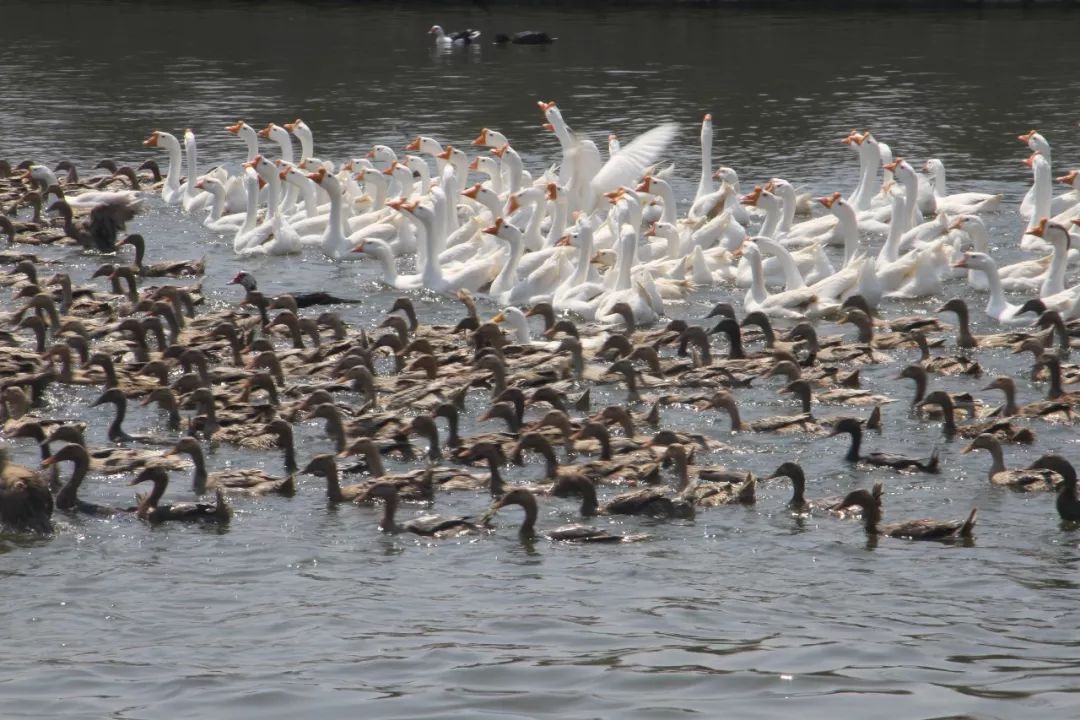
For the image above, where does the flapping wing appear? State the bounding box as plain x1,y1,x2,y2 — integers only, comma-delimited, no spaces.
590,122,678,197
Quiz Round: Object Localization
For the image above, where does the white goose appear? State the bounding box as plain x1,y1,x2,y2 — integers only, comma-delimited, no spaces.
949,214,1050,292
196,177,246,233
741,242,818,319
491,219,567,307
953,252,1028,325
395,200,497,293
226,120,259,162
179,130,212,213
1021,152,1052,230
1019,129,1051,220
593,227,662,325
922,158,1002,215
233,169,274,253
241,156,302,256
1051,169,1080,221
307,168,352,260
696,113,714,202
845,130,881,213
430,25,481,45
552,223,605,320
285,118,314,162
1029,219,1073,297
551,107,677,214
258,123,300,212
142,130,185,204
354,237,424,291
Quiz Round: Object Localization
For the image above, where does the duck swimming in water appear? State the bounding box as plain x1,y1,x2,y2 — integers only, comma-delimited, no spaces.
1027,455,1080,522
0,445,53,533
130,467,231,524
828,417,940,473
358,481,478,536
767,461,882,518
835,488,976,541
961,434,1060,491
483,487,650,543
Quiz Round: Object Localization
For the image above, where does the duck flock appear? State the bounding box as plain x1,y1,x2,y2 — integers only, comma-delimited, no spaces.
2,98,1080,545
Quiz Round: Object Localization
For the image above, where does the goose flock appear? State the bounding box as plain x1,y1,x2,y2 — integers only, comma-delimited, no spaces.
1,100,1080,546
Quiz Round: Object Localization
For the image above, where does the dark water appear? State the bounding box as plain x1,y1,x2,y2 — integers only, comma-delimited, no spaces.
3,2,1080,718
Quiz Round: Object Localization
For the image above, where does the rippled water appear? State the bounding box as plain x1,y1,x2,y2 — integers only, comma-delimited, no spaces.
3,2,1080,718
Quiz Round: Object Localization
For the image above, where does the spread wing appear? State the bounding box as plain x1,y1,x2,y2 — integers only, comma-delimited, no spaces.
590,122,678,197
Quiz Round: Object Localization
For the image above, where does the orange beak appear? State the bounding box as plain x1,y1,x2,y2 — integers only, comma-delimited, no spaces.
1029,218,1048,237
382,161,397,176
740,186,763,207
225,121,244,134
472,129,488,146
258,124,273,138
538,100,556,113
1024,154,1038,168
817,191,841,209
284,118,302,132
555,234,572,247
604,189,624,204
462,184,482,199
306,169,326,183
636,176,652,193
482,219,503,235
352,240,367,253
436,146,453,161
546,183,558,201
405,137,421,152
1018,129,1037,144
643,224,657,237
278,168,289,180
883,159,900,172
468,158,480,171
492,144,509,158
1056,170,1079,185
703,113,712,122
507,195,522,213
257,176,267,190
143,132,159,147
195,179,206,190
852,132,867,146
948,218,965,231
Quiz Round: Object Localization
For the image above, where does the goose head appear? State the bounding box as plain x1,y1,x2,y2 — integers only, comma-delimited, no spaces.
1056,169,1079,190
1026,218,1071,248
951,252,993,272
406,136,442,157
471,128,509,149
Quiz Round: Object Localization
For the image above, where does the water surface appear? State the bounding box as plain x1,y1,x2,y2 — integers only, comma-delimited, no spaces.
2,2,1080,718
